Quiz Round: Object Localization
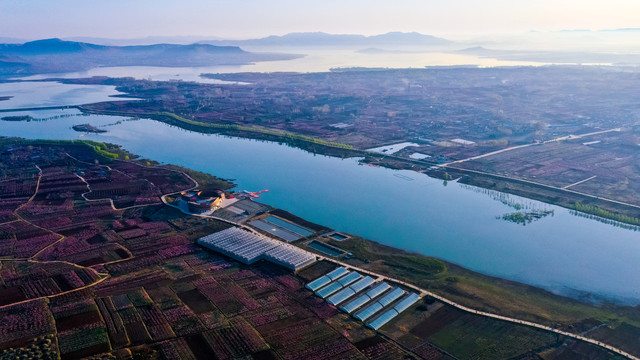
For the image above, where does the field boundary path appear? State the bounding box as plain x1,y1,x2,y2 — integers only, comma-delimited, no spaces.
563,175,597,189
437,127,622,168
0,258,110,311
0,162,112,310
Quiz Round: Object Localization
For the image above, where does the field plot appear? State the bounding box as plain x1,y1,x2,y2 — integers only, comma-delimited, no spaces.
86,67,640,156
82,161,195,209
0,299,56,350
0,220,60,258
0,259,103,303
456,132,640,206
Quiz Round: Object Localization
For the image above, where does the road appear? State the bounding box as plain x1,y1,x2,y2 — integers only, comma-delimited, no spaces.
563,175,597,189
438,127,622,168
543,128,621,143
438,143,534,167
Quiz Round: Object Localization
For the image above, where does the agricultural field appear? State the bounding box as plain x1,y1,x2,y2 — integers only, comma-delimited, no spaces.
455,131,640,207
0,140,633,360
79,67,640,153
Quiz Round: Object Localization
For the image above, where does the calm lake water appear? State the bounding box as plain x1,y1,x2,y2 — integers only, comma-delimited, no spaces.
16,49,548,83
2,107,640,305
0,81,136,110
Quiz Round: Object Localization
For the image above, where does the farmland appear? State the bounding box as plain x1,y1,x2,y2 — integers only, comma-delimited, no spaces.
0,139,636,359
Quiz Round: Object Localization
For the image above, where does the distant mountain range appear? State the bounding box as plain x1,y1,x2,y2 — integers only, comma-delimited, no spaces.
2,30,638,77
63,36,224,46
199,32,454,48
53,32,453,48
0,38,299,76
0,33,455,77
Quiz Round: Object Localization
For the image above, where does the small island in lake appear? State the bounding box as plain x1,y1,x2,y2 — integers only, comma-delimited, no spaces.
1,115,33,121
500,209,554,225
72,123,107,133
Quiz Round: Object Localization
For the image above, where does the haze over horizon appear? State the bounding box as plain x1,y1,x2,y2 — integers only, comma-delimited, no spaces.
1,0,640,41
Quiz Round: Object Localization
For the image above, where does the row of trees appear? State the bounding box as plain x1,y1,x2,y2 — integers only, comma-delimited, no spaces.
570,202,640,228
158,112,354,150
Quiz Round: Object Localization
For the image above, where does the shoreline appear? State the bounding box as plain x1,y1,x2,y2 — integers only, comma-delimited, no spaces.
76,105,640,227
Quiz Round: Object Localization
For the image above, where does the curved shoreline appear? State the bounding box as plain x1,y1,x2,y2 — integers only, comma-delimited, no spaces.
75,105,640,228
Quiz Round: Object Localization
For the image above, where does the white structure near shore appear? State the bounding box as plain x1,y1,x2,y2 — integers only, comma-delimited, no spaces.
198,227,316,271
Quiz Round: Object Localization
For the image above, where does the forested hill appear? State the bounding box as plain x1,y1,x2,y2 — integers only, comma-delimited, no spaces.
0,38,299,76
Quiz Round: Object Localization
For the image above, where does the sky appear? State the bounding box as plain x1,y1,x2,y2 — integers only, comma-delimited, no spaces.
1,0,639,40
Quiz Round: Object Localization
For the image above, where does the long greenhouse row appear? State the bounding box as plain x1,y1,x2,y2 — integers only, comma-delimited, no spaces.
306,267,421,331
198,227,317,271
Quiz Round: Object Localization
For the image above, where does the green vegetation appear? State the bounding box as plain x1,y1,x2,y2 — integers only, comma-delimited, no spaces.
0,138,134,161
0,335,59,360
458,171,640,231
77,140,120,159
72,124,107,133
569,202,640,227
1,115,34,122
162,164,235,190
157,112,354,150
500,209,554,225
326,236,446,283
427,313,559,359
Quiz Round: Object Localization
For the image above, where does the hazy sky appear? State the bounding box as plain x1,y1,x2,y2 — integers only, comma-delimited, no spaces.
1,0,639,40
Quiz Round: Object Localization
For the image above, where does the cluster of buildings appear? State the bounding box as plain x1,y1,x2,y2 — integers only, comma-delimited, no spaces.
306,267,420,330
180,189,225,213
197,227,317,271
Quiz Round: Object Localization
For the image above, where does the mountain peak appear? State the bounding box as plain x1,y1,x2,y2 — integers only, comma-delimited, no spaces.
18,38,105,53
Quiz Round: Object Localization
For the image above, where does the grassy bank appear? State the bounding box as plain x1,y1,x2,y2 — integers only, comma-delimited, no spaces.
157,112,354,149
320,235,640,354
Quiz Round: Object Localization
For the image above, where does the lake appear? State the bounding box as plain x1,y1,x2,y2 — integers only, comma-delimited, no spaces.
15,49,549,83
2,107,640,305
0,81,137,110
